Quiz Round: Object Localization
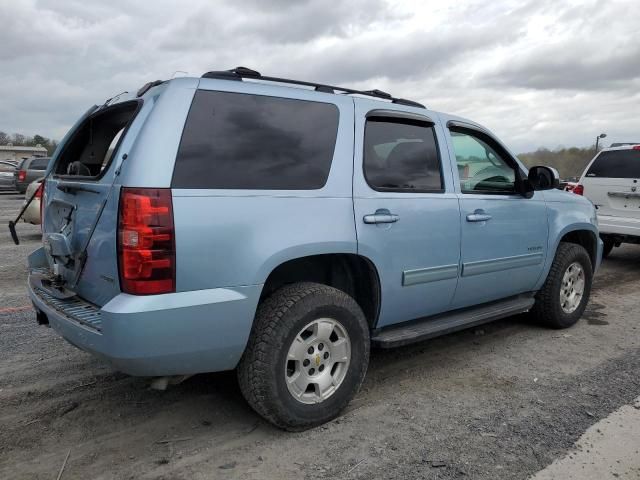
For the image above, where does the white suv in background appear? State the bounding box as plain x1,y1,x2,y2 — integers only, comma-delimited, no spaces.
577,144,640,257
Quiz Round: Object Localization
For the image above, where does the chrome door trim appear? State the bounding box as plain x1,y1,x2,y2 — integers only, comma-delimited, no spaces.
402,264,459,286
462,252,544,277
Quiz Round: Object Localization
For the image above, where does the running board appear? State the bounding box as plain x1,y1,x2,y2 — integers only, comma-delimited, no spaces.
371,294,535,348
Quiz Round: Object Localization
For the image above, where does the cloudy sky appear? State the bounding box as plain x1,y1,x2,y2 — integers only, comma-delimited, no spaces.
1,0,638,152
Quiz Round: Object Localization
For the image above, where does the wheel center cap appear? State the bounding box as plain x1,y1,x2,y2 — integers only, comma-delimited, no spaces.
315,354,321,366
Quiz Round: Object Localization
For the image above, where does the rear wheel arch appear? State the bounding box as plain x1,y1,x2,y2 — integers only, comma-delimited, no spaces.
258,253,381,328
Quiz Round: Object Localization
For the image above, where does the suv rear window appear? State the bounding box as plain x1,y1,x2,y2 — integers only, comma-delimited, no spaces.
54,101,140,178
586,150,640,178
29,158,50,170
172,90,339,190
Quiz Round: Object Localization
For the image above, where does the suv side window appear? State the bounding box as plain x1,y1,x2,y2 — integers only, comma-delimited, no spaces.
364,118,443,192
451,129,517,194
172,90,339,190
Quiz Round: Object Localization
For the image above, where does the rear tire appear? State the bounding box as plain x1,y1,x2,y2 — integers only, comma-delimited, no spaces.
532,242,593,329
237,282,370,431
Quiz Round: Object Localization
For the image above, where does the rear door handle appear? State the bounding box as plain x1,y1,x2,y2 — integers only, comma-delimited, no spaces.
363,209,399,224
466,209,492,222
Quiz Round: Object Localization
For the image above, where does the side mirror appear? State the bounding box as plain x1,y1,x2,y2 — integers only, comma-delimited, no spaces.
528,166,560,191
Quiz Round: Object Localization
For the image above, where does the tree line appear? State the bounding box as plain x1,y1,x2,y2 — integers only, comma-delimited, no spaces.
517,146,598,180
0,131,58,156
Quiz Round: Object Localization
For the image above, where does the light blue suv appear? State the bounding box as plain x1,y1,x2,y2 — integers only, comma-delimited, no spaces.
28,67,602,430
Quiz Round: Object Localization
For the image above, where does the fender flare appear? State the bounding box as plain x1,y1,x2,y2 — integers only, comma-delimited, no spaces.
535,223,599,290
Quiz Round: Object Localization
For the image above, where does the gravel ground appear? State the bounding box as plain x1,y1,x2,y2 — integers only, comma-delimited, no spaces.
1,191,639,480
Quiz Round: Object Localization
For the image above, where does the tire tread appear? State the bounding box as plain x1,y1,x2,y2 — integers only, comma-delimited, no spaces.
532,242,592,328
237,282,369,430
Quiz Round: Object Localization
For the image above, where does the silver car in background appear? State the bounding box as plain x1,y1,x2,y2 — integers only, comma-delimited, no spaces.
14,157,50,193
22,179,43,225
0,161,17,190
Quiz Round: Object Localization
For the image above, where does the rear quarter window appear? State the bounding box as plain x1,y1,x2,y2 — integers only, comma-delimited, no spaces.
172,90,339,190
586,150,640,178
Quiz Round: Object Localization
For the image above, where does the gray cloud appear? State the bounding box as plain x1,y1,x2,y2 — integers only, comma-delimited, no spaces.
478,0,640,91
155,0,401,51
485,48,640,90
0,0,638,152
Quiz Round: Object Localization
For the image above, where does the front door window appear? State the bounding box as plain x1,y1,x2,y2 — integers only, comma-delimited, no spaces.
451,131,516,194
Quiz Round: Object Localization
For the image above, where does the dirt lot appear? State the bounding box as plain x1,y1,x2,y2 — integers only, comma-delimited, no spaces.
1,191,639,480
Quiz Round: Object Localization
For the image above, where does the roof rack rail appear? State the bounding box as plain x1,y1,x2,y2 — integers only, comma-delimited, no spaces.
201,67,426,109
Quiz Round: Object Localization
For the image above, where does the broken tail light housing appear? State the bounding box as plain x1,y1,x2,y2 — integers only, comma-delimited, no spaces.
573,184,584,195
118,188,175,295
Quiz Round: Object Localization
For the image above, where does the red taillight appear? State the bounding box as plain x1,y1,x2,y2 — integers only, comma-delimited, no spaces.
633,145,640,150
18,170,26,182
573,184,584,195
117,188,175,295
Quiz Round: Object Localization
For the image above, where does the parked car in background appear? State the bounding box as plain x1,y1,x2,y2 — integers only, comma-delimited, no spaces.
574,144,640,257
14,157,50,193
22,179,43,225
27,69,602,430
0,161,17,190
564,181,578,192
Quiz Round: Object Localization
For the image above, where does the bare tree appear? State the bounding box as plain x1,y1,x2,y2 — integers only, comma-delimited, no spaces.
11,133,26,145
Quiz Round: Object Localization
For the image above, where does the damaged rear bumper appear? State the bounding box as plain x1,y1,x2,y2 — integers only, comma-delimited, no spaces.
27,247,261,376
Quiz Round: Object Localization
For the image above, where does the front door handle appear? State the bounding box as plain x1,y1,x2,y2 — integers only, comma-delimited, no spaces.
363,209,399,224
466,209,492,222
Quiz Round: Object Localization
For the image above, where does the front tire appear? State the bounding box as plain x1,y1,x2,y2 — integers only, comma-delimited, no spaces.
237,282,370,431
532,242,593,329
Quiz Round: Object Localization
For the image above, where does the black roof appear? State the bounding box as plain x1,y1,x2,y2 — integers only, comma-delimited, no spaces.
201,67,426,109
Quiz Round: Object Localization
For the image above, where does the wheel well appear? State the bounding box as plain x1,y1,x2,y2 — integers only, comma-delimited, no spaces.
560,230,597,267
260,254,381,327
